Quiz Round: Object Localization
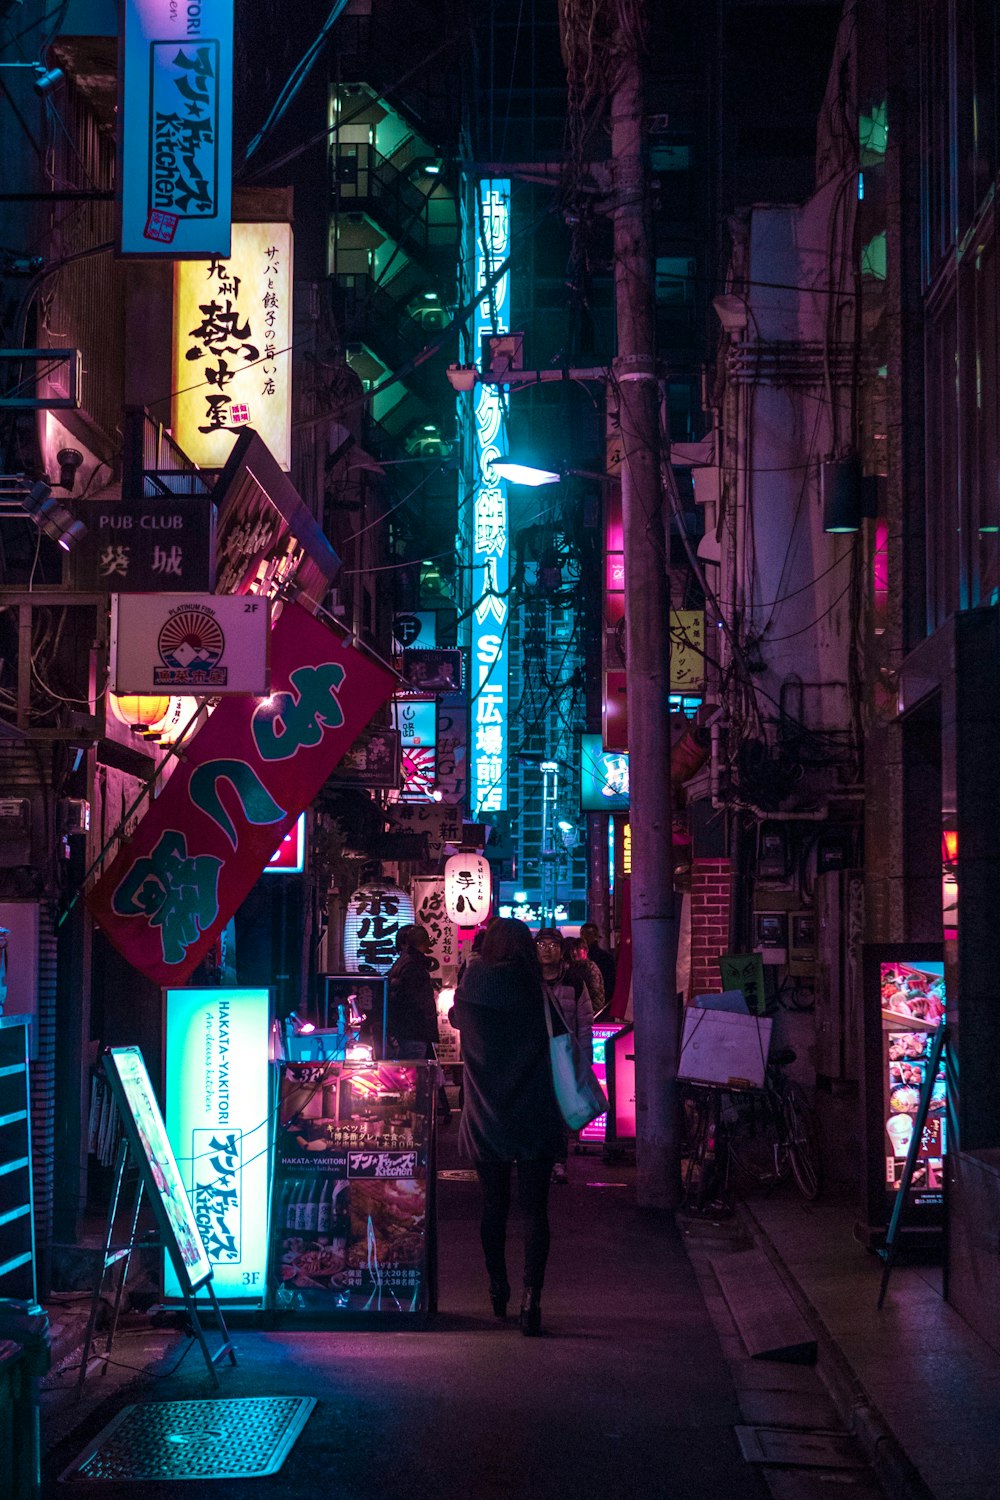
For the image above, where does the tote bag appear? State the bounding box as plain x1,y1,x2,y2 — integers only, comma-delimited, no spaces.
543,990,608,1131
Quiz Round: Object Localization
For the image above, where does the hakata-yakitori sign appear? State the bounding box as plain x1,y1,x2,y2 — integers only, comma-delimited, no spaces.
88,603,395,985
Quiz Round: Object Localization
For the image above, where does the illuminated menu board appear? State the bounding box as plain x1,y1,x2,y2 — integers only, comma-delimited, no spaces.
579,1025,624,1144
880,960,946,1209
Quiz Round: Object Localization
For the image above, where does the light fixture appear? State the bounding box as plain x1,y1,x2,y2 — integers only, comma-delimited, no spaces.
557,819,575,834
445,363,479,393
492,459,561,487
56,447,83,491
821,457,864,534
32,64,64,96
287,1010,315,1035
711,294,749,332
21,480,87,550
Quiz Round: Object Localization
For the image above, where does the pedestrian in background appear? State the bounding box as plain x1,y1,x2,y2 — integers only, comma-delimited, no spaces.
387,924,451,1124
581,921,616,1004
451,917,566,1335
536,926,593,1184
563,933,605,1017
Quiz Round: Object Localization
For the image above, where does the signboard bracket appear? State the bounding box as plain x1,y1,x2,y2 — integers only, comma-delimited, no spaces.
76,1137,237,1398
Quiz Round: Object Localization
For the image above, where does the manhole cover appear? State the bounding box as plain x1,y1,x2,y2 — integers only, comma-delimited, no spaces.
59,1395,316,1482
735,1427,867,1469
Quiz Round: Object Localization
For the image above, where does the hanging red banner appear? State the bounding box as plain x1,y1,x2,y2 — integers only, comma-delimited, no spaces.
87,602,396,985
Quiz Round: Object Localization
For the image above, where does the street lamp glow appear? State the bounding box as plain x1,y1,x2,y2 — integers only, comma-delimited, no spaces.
557,819,575,833
492,459,561,487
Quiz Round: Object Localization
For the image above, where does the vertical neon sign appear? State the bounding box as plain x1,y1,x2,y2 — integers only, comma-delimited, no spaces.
470,179,511,815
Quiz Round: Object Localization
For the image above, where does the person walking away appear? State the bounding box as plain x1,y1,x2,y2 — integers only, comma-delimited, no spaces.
451,918,566,1334
535,927,593,1184
386,925,451,1124
581,921,616,1005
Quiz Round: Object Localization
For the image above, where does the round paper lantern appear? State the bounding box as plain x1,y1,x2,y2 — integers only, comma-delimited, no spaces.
444,852,492,926
155,696,203,746
343,883,415,975
108,692,170,731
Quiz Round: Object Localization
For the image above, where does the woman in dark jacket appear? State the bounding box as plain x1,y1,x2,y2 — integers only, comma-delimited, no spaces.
451,917,566,1335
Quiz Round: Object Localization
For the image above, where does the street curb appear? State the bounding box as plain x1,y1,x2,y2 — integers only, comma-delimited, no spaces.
735,1198,936,1500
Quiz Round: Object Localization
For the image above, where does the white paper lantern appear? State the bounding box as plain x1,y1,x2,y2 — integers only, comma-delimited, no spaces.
343,884,415,975
444,853,492,926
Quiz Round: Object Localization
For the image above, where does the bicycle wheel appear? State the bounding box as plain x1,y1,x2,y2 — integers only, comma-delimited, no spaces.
727,1089,787,1187
782,1079,823,1201
681,1088,728,1213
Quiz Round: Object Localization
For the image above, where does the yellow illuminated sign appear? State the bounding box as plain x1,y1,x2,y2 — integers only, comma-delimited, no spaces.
669,610,705,692
623,821,631,877
173,221,293,469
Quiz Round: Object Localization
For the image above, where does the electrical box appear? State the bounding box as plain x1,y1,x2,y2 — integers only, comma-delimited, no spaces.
789,910,817,973
0,799,31,867
753,910,788,965
758,823,790,880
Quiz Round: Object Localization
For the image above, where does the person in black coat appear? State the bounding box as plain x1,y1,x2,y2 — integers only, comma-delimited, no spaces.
451,917,566,1335
386,925,439,1058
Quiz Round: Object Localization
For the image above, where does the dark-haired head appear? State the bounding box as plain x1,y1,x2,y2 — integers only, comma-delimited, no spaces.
480,917,537,969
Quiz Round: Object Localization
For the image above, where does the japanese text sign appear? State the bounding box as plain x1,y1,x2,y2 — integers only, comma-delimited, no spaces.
344,885,415,976
444,852,491,926
173,221,292,468
410,877,458,986
70,497,216,592
110,594,270,695
468,179,510,815
164,987,271,1301
119,0,233,257
88,603,395,985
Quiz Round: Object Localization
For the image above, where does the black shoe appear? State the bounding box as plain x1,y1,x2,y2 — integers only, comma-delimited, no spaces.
519,1288,542,1337
489,1280,510,1320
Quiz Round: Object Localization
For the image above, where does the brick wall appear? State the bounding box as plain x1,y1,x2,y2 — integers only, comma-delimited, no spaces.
689,857,733,999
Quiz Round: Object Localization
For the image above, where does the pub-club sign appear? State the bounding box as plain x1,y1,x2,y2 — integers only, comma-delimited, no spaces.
88,602,395,985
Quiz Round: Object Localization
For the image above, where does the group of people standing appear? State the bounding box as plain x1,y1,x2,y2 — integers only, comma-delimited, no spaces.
385,915,615,1336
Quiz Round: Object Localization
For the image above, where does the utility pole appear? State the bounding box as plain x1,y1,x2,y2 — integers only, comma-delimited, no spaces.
611,38,680,1208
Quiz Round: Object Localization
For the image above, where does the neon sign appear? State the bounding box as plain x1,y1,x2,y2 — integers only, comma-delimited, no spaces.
469,179,511,815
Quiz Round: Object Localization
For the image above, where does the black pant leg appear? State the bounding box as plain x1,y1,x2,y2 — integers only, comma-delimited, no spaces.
516,1158,554,1293
475,1160,513,1289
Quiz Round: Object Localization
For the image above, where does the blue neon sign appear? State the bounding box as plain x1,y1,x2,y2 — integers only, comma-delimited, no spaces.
469,179,511,815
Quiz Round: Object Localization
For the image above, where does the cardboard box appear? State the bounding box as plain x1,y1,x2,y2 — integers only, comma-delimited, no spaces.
678,1008,773,1089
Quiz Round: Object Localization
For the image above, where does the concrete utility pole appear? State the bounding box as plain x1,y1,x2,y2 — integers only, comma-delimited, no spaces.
611,43,681,1208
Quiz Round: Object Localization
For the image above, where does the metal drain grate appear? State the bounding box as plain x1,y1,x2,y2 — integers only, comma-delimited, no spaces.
59,1395,316,1483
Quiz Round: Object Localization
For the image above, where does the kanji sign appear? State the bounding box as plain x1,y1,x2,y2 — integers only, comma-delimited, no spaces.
119,0,233,258
343,885,415,976
444,853,491,926
410,877,458,987
88,603,395,985
173,221,292,468
110,594,270,695
70,498,216,592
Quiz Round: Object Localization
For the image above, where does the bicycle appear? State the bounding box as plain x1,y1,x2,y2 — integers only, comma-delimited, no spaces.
726,1046,823,1201
680,1046,823,1212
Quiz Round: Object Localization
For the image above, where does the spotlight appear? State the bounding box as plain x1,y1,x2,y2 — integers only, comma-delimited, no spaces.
32,65,64,97
287,1010,315,1035
56,447,83,491
22,480,87,551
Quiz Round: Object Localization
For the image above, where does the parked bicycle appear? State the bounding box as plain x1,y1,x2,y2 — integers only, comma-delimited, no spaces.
681,1046,823,1211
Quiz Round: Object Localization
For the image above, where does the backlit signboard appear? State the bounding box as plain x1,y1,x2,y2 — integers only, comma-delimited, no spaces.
110,593,270,695
579,1025,624,1145
164,988,271,1302
394,699,437,800
173,222,293,469
104,1046,212,1292
581,733,630,811
469,179,511,816
119,0,233,258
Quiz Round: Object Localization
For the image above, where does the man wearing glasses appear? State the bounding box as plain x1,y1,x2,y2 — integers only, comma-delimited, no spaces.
535,927,595,1183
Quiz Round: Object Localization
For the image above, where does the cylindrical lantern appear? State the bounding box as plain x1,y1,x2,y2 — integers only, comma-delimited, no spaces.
108,692,170,731
444,852,492,926
343,883,415,975
155,696,204,746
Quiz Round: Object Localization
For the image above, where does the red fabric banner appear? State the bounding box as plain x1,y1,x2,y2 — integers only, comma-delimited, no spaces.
88,602,396,985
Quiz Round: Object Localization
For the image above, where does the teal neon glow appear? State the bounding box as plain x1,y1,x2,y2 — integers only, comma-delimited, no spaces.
492,460,560,487
164,988,271,1303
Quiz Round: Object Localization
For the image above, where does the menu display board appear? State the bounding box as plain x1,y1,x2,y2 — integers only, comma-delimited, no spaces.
269,1061,434,1315
880,960,946,1208
104,1047,212,1293
861,943,946,1236
578,1025,624,1145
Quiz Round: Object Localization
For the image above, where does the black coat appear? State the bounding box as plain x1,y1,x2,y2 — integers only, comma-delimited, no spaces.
386,951,439,1045
452,957,566,1163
